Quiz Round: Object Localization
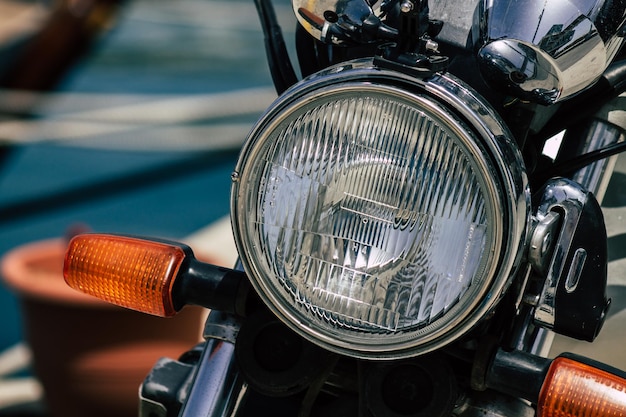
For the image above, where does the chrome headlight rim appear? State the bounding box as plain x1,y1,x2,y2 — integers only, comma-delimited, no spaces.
231,58,530,359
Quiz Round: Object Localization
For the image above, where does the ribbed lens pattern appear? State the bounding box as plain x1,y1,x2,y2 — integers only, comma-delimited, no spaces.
539,357,626,417
247,93,491,333
63,234,184,317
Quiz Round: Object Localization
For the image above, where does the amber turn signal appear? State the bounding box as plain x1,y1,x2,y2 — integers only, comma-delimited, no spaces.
538,356,626,417
64,233,249,317
64,234,186,317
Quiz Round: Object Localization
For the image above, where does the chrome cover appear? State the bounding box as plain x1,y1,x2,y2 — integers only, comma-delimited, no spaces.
476,0,626,104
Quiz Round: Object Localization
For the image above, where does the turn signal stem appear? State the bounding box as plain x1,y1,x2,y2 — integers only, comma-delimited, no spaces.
176,260,249,316
485,348,551,402
64,234,249,317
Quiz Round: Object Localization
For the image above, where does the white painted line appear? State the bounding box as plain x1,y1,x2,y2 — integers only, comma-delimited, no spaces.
0,88,276,148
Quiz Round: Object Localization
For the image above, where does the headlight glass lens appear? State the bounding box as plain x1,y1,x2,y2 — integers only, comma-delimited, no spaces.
233,79,513,357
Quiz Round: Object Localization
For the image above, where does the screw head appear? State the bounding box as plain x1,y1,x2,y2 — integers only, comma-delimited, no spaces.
400,1,414,13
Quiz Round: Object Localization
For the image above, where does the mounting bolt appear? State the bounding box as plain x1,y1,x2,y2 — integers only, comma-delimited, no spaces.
424,39,439,53
400,0,414,13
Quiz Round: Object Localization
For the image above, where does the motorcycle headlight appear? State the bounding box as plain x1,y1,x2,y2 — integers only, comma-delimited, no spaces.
231,59,529,359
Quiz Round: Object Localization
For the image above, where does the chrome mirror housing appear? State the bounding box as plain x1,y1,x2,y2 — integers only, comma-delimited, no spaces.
476,0,626,104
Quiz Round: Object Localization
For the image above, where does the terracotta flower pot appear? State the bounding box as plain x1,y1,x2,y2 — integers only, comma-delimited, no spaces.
0,238,205,417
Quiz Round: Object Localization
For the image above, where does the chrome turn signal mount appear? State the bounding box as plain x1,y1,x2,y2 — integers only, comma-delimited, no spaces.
63,234,250,317
527,178,610,341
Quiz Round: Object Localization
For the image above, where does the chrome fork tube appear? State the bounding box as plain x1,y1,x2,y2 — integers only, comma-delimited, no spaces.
180,311,247,417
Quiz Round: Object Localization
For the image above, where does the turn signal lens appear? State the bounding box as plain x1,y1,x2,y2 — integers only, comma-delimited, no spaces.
63,234,187,317
538,357,626,417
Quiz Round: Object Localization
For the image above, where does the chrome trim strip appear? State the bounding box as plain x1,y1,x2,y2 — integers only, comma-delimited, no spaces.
180,313,245,417
533,178,590,329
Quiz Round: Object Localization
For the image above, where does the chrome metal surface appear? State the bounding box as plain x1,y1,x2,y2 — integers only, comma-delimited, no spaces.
548,153,626,368
476,0,626,104
522,95,626,359
291,0,384,44
528,211,561,276
455,390,535,417
181,313,246,417
530,327,556,357
533,179,591,328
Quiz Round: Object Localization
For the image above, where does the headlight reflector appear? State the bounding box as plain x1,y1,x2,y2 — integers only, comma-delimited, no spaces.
232,60,528,358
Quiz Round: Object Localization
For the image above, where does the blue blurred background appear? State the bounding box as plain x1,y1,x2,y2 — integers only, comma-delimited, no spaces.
0,0,293,353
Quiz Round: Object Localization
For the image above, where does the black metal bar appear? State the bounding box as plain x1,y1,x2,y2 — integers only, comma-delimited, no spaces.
254,0,299,94
534,140,626,184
